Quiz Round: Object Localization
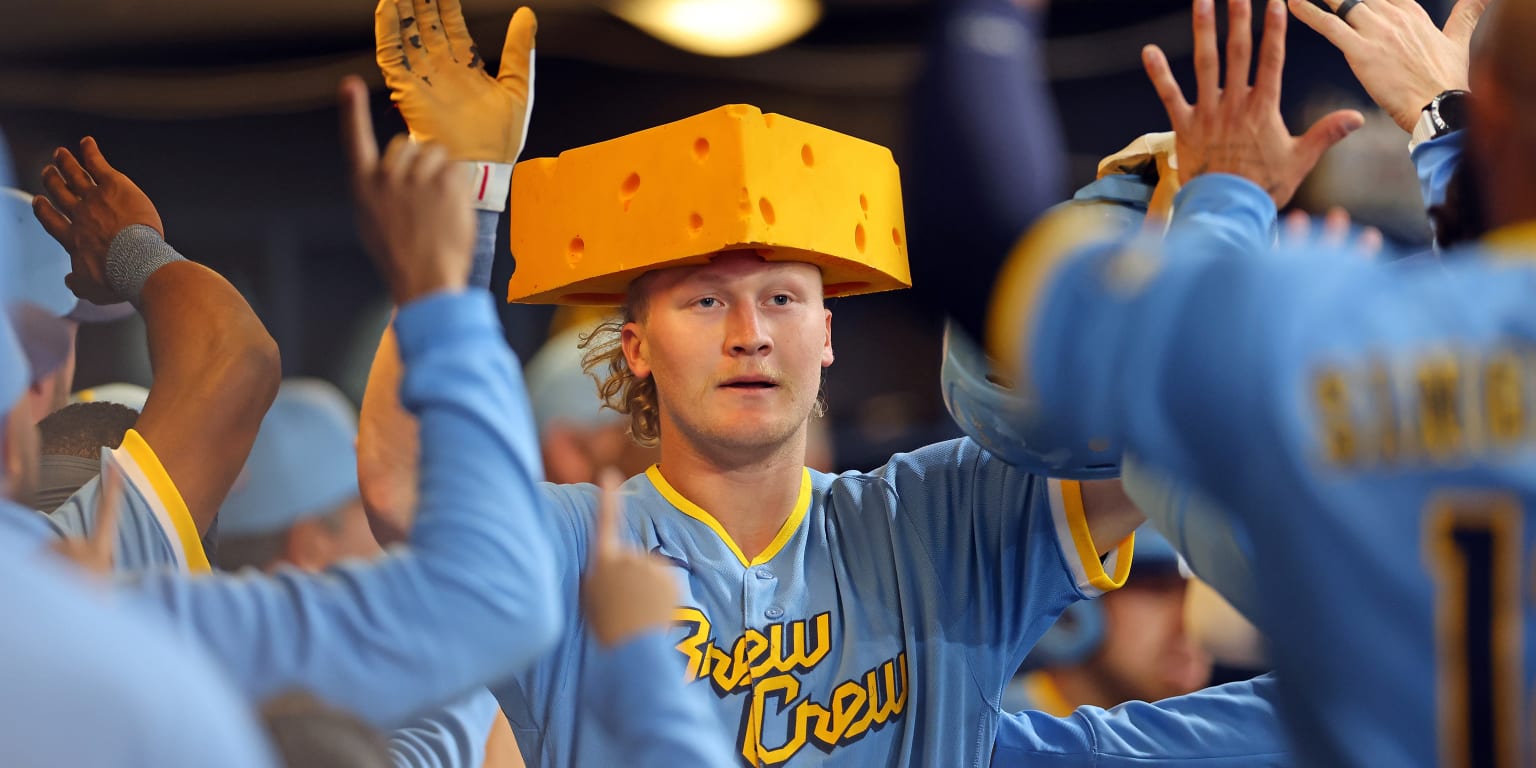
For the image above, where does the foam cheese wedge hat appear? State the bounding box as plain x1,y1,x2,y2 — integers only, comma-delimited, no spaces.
507,104,911,305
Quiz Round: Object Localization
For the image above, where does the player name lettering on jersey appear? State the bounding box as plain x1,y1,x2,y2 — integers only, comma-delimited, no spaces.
1311,347,1535,468
673,607,909,766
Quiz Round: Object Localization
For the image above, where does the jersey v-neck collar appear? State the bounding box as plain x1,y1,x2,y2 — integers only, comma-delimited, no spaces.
644,464,812,568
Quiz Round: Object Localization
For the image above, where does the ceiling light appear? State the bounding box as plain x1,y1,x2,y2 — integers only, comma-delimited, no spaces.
610,0,822,58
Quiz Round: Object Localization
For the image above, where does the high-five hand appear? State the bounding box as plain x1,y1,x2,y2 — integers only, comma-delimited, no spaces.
339,76,474,305
32,138,165,306
1143,0,1365,207
374,0,537,164
1289,0,1488,132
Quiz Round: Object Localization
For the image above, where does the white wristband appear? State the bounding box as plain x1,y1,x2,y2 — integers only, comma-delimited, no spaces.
463,161,514,212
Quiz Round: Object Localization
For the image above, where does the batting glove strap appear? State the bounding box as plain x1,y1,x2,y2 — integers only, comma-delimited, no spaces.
463,161,514,213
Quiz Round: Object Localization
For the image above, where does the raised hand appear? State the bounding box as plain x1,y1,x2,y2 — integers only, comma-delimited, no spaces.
1289,0,1488,132
51,462,122,577
374,0,537,164
581,469,680,649
32,138,165,306
1143,0,1365,208
339,76,474,305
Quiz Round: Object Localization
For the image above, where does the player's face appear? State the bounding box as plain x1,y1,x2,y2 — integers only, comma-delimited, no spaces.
1092,571,1211,703
623,253,833,457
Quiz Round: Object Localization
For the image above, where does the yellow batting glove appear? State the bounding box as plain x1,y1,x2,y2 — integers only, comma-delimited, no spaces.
375,0,536,209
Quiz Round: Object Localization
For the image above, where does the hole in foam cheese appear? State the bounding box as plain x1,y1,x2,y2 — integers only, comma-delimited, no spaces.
507,104,911,306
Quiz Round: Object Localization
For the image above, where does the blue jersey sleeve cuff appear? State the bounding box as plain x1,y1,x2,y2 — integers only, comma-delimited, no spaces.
1411,129,1464,212
393,290,500,363
1169,174,1277,247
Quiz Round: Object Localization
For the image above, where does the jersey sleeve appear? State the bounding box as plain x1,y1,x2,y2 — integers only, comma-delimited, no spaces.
119,290,563,728
875,440,1131,688
1412,129,1464,214
581,631,735,768
387,688,501,768
48,429,208,573
993,674,1289,767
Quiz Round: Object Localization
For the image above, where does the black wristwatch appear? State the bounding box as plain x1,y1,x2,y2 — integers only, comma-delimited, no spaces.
1411,90,1470,150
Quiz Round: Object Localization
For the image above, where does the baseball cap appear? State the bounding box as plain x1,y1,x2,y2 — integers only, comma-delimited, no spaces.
218,379,360,536
1,188,135,323
524,325,624,435
71,382,150,412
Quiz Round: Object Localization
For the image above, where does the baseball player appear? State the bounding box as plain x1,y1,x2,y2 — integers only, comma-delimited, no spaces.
356,3,1147,766
0,154,276,768
21,141,281,572
991,0,1536,764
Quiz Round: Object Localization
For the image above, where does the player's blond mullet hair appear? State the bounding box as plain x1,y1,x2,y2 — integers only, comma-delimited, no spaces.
580,284,662,447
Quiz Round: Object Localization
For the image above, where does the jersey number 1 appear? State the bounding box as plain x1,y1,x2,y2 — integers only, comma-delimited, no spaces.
1425,495,1525,768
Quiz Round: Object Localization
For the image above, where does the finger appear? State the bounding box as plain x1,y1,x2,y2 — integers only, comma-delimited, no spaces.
381,134,419,185
496,7,538,101
1287,0,1358,51
1283,209,1311,241
1143,46,1194,126
52,147,94,193
1225,0,1254,92
339,76,381,179
93,462,124,566
1295,108,1366,170
375,0,410,83
40,166,81,213
394,0,432,74
1322,206,1352,246
1193,0,1222,109
32,194,71,244
437,0,481,67
1254,0,1289,107
1323,0,1379,30
592,466,623,561
1443,0,1489,45
412,0,453,60
77,137,117,182
1357,225,1384,256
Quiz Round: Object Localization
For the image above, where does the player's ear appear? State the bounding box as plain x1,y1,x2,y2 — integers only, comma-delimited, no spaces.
821,308,834,368
621,322,651,379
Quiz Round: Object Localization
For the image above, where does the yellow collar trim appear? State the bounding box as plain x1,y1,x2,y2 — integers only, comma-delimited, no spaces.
645,464,811,568
1021,671,1075,718
1482,222,1536,253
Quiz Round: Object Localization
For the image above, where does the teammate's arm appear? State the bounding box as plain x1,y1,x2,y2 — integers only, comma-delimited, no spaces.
32,139,280,534
994,674,1289,767
358,0,536,542
387,689,503,768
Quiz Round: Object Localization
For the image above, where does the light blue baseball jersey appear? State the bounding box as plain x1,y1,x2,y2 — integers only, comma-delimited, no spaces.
495,442,1132,767
0,498,275,768
389,688,501,768
1009,171,1536,766
107,291,563,729
47,430,210,572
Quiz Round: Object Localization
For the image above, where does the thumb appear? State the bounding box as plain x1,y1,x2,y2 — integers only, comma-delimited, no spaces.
1295,109,1365,171
495,7,538,101
1443,0,1490,45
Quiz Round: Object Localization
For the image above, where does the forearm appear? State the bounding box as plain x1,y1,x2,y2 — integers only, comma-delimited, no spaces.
584,631,735,768
133,255,279,533
126,291,561,726
994,675,1289,767
359,210,500,543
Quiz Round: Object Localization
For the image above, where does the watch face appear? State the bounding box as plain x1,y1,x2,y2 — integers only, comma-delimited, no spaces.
1435,92,1469,132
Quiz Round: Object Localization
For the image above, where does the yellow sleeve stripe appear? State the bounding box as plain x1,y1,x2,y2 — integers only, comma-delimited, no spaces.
117,429,210,573
1050,478,1134,596
647,465,812,568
